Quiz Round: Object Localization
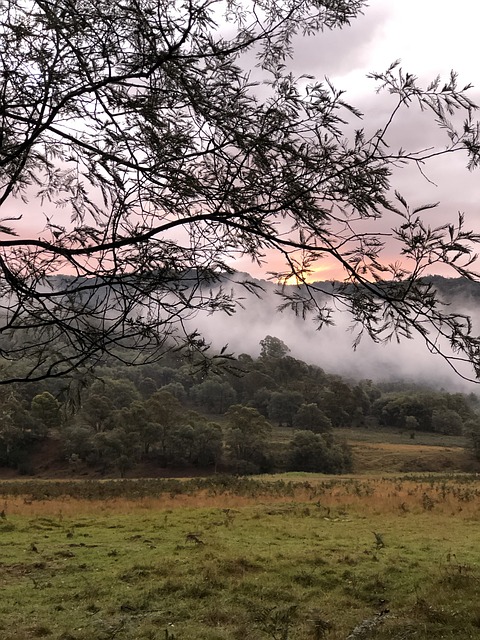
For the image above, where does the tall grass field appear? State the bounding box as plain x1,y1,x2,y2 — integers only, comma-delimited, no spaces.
0,475,479,639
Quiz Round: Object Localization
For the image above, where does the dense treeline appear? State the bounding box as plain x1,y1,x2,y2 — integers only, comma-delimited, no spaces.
0,335,479,476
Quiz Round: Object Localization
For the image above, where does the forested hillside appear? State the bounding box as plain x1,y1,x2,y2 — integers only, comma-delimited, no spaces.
1,334,479,477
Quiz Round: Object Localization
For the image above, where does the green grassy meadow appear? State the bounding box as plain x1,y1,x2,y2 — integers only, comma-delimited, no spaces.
0,476,480,639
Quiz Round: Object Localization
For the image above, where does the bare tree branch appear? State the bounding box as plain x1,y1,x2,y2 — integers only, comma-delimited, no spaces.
0,0,480,383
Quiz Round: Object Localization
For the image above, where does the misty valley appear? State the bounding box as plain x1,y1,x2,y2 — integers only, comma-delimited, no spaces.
1,279,480,639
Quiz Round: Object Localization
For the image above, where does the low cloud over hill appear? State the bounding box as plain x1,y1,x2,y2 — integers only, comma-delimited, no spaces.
192,274,480,392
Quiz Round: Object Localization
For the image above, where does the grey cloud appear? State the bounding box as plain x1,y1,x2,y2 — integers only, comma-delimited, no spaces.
191,281,479,392
289,4,391,78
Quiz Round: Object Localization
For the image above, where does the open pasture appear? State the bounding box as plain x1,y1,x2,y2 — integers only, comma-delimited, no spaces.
0,475,480,640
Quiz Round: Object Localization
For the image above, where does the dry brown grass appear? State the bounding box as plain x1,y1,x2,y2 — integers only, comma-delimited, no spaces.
3,475,480,519
350,440,470,473
0,493,296,516
1,475,480,639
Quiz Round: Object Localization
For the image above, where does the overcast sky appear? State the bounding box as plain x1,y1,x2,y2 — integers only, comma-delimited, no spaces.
238,0,480,281
303,0,480,94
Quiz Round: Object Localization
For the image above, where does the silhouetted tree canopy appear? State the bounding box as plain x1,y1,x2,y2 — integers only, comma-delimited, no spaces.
1,0,480,383
259,336,291,360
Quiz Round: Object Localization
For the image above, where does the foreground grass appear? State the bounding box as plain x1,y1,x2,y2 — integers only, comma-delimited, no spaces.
0,475,480,639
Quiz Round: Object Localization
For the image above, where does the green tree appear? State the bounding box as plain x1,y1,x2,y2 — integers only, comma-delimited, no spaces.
79,395,115,433
155,368,181,387
293,403,332,433
79,378,141,432
405,415,419,439
263,356,311,387
226,405,272,474
87,379,141,411
116,454,134,478
145,390,187,465
250,388,275,417
159,382,187,404
288,431,351,474
0,391,45,466
91,428,140,474
191,422,223,469
268,391,303,427
431,409,464,435
114,401,154,456
137,377,158,398
165,424,196,466
442,392,475,423
235,371,278,405
372,393,433,431
466,418,480,462
191,379,237,414
318,379,366,428
31,392,62,430
63,425,97,462
259,336,291,360
162,417,223,468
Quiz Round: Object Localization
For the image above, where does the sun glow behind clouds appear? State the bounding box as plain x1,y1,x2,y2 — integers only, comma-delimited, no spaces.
280,263,346,284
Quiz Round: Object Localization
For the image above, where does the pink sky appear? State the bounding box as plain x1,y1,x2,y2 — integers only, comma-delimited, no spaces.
6,0,480,284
